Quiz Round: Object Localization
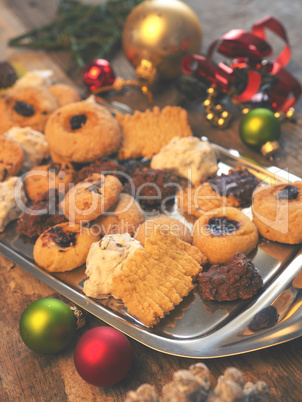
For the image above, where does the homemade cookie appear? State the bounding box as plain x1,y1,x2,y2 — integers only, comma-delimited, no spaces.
45,100,122,163
116,106,193,160
93,193,144,236
3,126,49,170
178,168,260,218
0,176,27,232
61,173,123,223
24,162,76,200
48,83,81,107
0,137,24,181
111,232,206,327
252,181,302,244
134,215,192,245
0,85,58,134
193,207,258,264
33,222,100,272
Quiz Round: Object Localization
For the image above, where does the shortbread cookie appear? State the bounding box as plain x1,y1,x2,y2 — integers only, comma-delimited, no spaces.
0,137,24,181
0,85,58,134
134,215,192,245
45,100,122,163
111,232,206,327
48,83,81,107
61,173,123,223
116,106,193,160
252,181,302,244
83,233,143,298
33,222,100,272
193,207,258,264
24,162,76,200
93,193,144,236
0,176,27,232
151,137,218,185
3,126,49,170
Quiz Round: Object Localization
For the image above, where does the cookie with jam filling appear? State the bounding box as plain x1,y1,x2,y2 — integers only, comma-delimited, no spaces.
0,85,58,134
252,181,302,244
33,222,100,272
44,100,122,163
193,207,258,264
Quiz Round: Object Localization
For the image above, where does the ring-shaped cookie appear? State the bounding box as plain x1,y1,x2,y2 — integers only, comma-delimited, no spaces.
193,207,258,264
45,100,122,163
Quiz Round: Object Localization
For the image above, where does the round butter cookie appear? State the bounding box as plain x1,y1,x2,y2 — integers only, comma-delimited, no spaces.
44,100,122,163
24,162,76,200
61,173,123,223
33,222,100,272
0,137,24,181
93,193,144,236
48,83,81,107
135,215,192,245
0,85,58,134
252,181,302,244
193,207,258,264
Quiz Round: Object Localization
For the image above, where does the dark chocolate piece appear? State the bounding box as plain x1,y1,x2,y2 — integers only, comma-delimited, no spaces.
209,168,259,206
47,226,77,248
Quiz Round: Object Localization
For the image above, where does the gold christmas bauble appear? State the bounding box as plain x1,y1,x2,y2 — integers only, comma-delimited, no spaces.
122,0,202,82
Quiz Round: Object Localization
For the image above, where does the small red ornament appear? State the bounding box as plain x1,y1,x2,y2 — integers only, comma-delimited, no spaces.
82,59,116,91
74,326,132,387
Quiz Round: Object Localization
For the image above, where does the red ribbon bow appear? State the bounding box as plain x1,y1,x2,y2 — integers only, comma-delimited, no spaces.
182,16,301,112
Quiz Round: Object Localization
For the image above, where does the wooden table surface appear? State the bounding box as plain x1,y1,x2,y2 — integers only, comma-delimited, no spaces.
1,0,302,401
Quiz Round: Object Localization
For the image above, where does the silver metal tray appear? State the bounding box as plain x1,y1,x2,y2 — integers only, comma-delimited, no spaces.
1,143,302,358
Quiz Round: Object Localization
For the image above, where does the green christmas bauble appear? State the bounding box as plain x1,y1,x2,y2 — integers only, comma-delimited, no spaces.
19,298,76,354
239,108,281,155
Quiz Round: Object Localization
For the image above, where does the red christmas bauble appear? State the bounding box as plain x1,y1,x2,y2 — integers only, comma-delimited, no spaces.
82,59,116,91
74,326,132,387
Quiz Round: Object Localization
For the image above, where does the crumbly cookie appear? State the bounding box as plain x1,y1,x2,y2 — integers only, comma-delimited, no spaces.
61,173,123,223
0,137,24,181
0,85,58,134
178,168,260,218
44,100,122,163
33,222,100,272
48,83,81,107
0,176,27,232
24,162,76,201
3,126,49,171
193,207,258,264
252,181,302,244
134,215,192,245
151,137,218,185
116,106,193,160
93,193,144,236
123,167,178,206
111,232,206,327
